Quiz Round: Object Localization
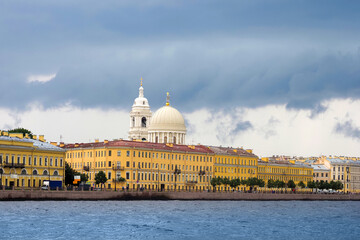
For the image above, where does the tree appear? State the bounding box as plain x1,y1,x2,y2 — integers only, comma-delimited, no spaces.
118,177,126,182
267,179,275,188
95,171,108,189
80,173,89,182
65,162,77,186
330,180,343,190
229,178,240,190
298,181,306,189
307,180,316,189
222,177,231,191
287,180,296,189
210,178,218,191
275,180,286,188
7,128,33,138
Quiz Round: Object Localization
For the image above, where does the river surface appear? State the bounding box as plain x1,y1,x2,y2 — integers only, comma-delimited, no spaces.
0,201,359,239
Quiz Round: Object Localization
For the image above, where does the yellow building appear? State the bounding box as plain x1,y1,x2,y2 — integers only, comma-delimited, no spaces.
257,160,313,186
210,146,258,191
64,140,215,191
310,164,331,183
0,133,65,188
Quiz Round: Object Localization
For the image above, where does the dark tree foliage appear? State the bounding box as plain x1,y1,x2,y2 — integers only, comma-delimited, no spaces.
287,180,296,189
298,181,306,188
95,171,108,189
6,127,33,138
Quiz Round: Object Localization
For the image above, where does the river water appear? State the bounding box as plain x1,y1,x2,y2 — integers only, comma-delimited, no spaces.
0,201,359,239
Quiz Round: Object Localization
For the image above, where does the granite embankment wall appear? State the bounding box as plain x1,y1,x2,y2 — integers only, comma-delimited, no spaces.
1,190,360,201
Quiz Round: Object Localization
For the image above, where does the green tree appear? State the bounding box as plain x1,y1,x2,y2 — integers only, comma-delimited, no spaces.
267,179,275,188
287,180,296,189
80,173,89,182
118,177,126,182
275,180,286,188
307,180,316,189
298,181,306,189
229,178,241,190
7,128,33,138
330,180,343,190
222,177,231,191
210,177,218,191
95,171,108,189
65,162,77,186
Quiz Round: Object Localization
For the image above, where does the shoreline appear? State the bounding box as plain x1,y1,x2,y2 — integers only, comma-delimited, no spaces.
1,190,360,201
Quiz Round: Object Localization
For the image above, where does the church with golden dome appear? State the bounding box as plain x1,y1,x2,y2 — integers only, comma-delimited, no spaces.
129,79,187,144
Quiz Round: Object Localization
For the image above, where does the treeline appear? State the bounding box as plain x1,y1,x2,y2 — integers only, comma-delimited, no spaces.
307,180,343,191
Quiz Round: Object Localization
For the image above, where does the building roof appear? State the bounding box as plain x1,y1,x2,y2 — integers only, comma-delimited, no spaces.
326,158,360,165
207,146,258,158
0,136,65,152
310,164,330,171
64,139,214,154
258,160,313,169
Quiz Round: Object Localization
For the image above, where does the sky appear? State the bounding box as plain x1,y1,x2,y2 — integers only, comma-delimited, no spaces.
1,0,360,157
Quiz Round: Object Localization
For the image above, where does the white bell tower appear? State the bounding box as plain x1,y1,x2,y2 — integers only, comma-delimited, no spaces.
128,78,152,141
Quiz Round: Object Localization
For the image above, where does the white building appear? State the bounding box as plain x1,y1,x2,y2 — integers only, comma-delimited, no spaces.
128,80,187,144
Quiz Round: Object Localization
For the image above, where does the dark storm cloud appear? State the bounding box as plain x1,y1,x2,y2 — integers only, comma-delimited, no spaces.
1,0,360,112
335,120,360,140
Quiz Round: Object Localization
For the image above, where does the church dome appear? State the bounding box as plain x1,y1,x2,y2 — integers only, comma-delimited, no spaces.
148,105,186,132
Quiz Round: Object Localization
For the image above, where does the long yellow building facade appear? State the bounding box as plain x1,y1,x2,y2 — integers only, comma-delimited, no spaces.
65,140,216,191
258,160,313,185
0,134,65,188
64,139,280,191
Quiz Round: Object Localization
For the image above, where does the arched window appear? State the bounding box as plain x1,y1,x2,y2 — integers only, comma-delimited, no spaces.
141,117,146,127
155,136,158,143
53,170,59,176
173,137,176,144
132,117,135,127
43,170,48,175
33,169,38,175
21,169,27,175
164,136,167,144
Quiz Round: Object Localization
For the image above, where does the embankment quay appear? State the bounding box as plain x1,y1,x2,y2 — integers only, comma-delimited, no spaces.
1,190,360,201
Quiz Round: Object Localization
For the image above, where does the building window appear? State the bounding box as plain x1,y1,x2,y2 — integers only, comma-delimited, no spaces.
55,158,58,167
117,151,121,156
53,170,59,176
108,172,111,180
141,117,147,127
108,161,111,167
126,161,130,167
43,170,48,175
21,169,27,175
33,169,38,175
127,151,130,157
60,159,63,167
109,150,112,157
39,157,42,166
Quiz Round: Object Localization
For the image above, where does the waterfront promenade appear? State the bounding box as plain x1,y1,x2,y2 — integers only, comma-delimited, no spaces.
1,189,360,201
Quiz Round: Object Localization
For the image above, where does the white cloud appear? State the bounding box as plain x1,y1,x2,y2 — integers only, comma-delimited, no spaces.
27,73,56,83
0,99,359,158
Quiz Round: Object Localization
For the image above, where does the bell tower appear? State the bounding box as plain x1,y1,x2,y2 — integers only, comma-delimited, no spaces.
128,78,152,141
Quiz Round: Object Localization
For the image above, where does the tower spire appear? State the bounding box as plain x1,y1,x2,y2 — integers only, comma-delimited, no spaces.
139,77,144,98
166,92,170,106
